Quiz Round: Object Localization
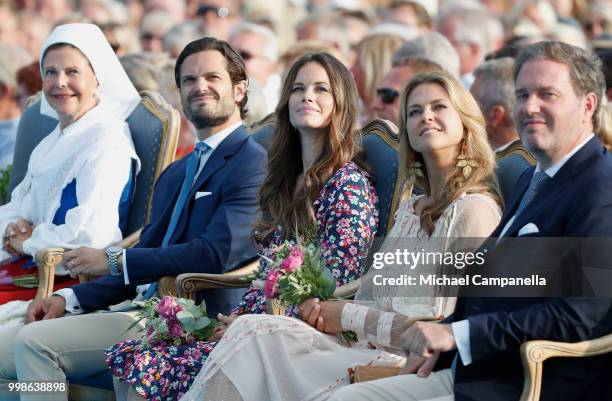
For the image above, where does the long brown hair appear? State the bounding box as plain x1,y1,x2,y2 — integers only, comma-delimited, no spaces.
254,53,362,242
397,71,502,235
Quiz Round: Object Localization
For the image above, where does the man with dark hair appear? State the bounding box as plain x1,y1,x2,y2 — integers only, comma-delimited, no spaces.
0,37,266,398
331,41,612,401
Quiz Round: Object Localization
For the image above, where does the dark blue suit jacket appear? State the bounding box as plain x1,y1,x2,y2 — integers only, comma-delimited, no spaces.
443,136,612,401
72,126,267,316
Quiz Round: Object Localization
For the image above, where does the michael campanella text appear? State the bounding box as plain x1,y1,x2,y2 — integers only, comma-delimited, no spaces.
373,274,547,288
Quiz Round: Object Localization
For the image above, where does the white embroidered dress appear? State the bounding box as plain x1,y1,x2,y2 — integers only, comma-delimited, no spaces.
0,100,138,270
181,193,501,401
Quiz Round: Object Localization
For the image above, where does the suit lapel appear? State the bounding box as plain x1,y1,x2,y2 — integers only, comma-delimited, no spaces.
490,168,532,238
188,126,249,199
501,136,603,238
169,126,249,244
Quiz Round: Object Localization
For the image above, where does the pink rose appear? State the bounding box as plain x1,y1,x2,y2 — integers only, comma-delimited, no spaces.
281,247,303,273
264,268,281,298
156,296,183,318
168,319,184,338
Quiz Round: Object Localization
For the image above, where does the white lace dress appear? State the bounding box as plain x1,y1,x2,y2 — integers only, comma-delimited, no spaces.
180,193,501,401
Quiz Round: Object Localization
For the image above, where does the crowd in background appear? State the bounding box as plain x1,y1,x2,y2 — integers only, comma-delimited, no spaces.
0,0,612,168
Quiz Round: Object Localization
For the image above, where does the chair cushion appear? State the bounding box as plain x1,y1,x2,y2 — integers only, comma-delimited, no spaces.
124,102,165,234
362,133,399,234
251,124,276,150
8,100,57,193
69,371,114,390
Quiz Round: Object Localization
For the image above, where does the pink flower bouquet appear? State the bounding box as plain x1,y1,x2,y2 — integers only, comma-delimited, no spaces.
252,240,336,306
249,237,358,344
128,296,217,348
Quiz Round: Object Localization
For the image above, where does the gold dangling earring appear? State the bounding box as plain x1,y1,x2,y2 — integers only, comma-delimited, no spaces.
408,161,424,181
456,141,479,178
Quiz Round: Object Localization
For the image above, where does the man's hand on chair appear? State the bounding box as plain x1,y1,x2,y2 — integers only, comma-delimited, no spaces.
25,295,66,323
63,247,109,276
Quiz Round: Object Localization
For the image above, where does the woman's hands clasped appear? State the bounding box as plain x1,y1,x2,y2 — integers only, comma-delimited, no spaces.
298,298,347,334
3,219,34,256
210,312,239,341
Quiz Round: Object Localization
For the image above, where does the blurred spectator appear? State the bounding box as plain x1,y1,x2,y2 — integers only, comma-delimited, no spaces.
15,61,42,110
0,44,33,169
17,10,51,59
342,13,371,59
279,40,347,80
34,0,72,25
381,0,433,34
438,7,503,88
352,32,407,124
549,22,587,48
370,31,457,125
140,10,175,53
470,57,520,151
596,48,612,102
582,1,612,40
0,6,19,44
242,78,268,127
156,58,196,159
243,0,302,56
371,59,442,125
120,52,166,92
106,1,131,25
125,0,145,29
296,12,353,63
145,0,186,23
196,0,242,40
80,0,112,25
163,21,203,59
392,31,460,78
229,22,280,113
102,23,141,56
511,0,558,36
549,0,581,27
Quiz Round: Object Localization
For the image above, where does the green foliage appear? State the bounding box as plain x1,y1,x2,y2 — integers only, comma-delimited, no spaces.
0,165,12,204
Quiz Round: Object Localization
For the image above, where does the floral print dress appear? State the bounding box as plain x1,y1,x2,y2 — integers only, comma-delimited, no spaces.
105,161,379,401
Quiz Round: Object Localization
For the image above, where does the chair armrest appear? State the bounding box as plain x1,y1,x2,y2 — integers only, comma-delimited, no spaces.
176,260,259,300
519,333,612,401
118,228,142,249
34,248,65,300
32,228,143,299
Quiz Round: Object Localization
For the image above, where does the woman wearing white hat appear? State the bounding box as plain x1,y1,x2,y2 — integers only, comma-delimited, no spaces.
0,23,140,303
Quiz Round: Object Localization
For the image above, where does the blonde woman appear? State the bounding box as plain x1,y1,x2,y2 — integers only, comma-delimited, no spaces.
352,32,408,124
181,71,502,401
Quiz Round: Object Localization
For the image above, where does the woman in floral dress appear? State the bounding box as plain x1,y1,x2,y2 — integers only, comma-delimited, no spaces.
180,71,503,401
106,52,379,401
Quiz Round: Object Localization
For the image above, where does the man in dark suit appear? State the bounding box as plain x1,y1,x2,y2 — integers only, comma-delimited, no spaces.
331,41,612,401
0,37,266,396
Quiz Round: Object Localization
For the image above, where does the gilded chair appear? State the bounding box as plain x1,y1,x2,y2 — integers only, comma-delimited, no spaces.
519,333,612,401
34,90,180,300
175,119,402,301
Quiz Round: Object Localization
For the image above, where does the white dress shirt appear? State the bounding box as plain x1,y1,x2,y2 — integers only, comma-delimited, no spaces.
452,133,595,366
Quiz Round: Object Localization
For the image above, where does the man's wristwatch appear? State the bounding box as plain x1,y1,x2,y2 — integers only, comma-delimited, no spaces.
106,246,123,276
